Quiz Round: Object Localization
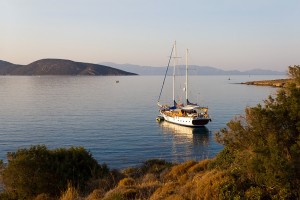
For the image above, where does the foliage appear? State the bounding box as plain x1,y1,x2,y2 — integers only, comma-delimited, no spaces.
1,145,109,199
288,65,300,85
215,65,300,199
164,160,197,182
208,147,235,170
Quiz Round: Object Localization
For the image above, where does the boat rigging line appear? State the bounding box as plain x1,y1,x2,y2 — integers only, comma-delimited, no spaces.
157,43,174,103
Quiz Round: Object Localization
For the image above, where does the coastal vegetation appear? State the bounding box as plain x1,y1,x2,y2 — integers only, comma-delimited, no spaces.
0,146,109,199
241,78,291,87
241,66,299,87
0,65,299,199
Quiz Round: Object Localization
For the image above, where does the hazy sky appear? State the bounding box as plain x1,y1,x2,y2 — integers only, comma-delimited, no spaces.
1,0,299,70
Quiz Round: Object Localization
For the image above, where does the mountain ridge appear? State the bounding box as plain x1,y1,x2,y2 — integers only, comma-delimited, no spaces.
0,59,286,76
101,62,286,75
0,59,137,76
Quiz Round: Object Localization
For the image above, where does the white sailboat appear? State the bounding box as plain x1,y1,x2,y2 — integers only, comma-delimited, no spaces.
157,42,211,127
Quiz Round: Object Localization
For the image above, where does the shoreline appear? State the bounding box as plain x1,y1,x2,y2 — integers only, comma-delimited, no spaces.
241,78,291,87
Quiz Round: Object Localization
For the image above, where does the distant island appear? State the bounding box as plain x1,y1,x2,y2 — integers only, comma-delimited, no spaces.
0,59,287,76
0,59,137,76
100,62,286,75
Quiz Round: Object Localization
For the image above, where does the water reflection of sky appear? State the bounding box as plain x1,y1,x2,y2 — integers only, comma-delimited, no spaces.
159,121,212,162
0,75,281,169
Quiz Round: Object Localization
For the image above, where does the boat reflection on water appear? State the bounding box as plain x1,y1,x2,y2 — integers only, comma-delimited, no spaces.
158,121,212,162
159,121,209,142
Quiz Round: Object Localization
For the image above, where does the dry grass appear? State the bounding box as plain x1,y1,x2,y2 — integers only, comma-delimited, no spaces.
59,184,80,200
101,186,137,200
34,193,52,200
147,159,239,200
135,181,161,199
118,177,135,187
187,159,210,173
101,176,161,200
85,189,105,200
121,167,137,177
164,194,184,200
140,173,158,184
51,159,237,200
99,160,219,199
150,182,179,200
191,169,236,200
101,188,123,200
52,159,238,200
164,160,197,181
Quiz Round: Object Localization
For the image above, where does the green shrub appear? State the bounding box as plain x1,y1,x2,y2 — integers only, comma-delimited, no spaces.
208,147,235,170
215,65,300,199
245,187,265,200
1,145,109,199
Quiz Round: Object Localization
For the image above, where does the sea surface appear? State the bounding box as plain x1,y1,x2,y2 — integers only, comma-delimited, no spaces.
0,75,285,169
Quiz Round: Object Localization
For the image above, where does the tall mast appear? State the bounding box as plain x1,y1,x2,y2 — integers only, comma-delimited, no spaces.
186,48,189,104
173,41,177,106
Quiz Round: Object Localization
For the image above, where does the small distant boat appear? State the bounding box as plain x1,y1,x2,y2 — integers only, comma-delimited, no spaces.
228,77,230,80
157,41,211,127
116,80,119,83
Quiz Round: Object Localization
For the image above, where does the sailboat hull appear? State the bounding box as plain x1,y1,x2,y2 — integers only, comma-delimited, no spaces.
192,119,210,126
161,112,210,127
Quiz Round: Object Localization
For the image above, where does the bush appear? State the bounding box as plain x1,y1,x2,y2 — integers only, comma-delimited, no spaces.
215,65,300,198
1,145,109,199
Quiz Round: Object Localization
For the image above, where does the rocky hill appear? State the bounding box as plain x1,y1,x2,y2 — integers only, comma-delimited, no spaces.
0,59,137,76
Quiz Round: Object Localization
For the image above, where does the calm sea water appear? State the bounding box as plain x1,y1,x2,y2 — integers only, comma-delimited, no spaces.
0,75,285,169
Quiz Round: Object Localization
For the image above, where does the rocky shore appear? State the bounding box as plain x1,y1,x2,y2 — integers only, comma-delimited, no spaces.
241,78,291,87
